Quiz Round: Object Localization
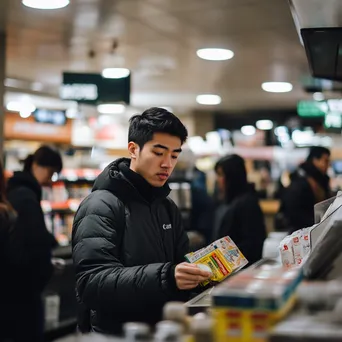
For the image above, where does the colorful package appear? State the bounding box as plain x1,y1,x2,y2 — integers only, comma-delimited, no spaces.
185,236,248,286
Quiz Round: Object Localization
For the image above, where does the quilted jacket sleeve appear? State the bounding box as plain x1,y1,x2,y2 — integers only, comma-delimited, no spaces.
72,190,177,313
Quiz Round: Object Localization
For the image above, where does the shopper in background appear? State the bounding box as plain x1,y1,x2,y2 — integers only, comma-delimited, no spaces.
278,146,331,234
212,154,267,265
0,160,17,342
72,107,211,335
6,145,62,342
171,146,215,246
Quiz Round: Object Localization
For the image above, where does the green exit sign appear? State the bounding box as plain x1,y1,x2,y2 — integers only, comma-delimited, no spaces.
298,99,342,118
297,100,328,117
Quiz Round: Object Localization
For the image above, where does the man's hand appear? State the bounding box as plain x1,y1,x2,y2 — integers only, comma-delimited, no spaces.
174,262,212,290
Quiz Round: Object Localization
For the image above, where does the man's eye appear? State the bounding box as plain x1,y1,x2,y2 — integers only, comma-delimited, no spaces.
172,155,178,159
154,152,163,156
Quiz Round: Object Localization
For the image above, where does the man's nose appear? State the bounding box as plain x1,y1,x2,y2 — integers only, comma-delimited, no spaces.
161,156,172,168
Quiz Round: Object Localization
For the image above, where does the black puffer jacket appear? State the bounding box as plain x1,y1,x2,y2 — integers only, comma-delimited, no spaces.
279,162,331,234
72,158,190,334
5,171,57,341
212,189,266,265
6,171,57,292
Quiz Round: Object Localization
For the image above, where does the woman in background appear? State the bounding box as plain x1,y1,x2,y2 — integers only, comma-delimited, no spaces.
212,154,267,265
6,145,62,342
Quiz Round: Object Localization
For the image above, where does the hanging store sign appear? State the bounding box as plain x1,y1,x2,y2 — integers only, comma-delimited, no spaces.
60,84,98,101
297,100,327,117
4,112,72,144
298,99,342,118
60,72,130,105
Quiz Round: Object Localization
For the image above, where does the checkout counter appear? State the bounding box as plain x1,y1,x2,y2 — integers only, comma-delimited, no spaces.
184,192,342,341
54,192,342,342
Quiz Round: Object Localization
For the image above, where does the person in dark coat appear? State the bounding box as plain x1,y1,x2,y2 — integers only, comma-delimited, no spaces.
0,160,17,342
279,146,331,234
72,107,211,335
212,154,267,265
6,145,62,342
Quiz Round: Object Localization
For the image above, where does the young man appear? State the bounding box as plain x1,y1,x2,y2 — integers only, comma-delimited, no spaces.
72,107,211,334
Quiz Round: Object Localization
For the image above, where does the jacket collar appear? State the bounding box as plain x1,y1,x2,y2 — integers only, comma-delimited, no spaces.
93,158,171,204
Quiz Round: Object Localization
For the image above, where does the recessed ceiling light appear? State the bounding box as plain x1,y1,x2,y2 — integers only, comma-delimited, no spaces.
241,125,256,136
261,82,293,93
19,109,32,119
313,92,324,101
196,48,234,61
22,0,69,9
102,68,130,79
196,94,221,105
256,120,273,130
6,101,36,113
97,104,125,114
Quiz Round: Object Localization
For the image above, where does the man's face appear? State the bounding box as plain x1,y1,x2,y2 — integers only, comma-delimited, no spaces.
129,132,182,187
313,153,330,175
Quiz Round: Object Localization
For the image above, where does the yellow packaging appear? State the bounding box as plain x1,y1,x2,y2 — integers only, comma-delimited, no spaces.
213,295,297,342
194,248,233,286
214,308,273,342
211,236,248,270
185,236,249,286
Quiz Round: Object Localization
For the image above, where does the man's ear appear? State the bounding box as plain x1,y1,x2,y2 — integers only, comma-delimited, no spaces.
128,142,139,159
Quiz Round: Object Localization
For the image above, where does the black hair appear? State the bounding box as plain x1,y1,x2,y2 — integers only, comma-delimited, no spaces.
307,146,330,162
128,107,188,149
23,145,63,174
215,154,249,203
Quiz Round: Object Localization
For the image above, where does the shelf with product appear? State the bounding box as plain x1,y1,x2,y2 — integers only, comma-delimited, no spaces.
42,168,101,246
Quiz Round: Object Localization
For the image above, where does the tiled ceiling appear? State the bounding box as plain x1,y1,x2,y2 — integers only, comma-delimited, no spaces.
4,0,312,112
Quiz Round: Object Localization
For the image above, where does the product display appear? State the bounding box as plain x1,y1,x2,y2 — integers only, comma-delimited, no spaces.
41,169,98,246
211,261,303,342
279,226,314,268
185,236,248,286
278,193,342,280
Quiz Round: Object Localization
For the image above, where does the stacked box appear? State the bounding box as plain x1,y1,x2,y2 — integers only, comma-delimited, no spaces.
212,265,303,342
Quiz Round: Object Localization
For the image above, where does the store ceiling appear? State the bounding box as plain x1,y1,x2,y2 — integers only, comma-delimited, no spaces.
4,0,313,113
